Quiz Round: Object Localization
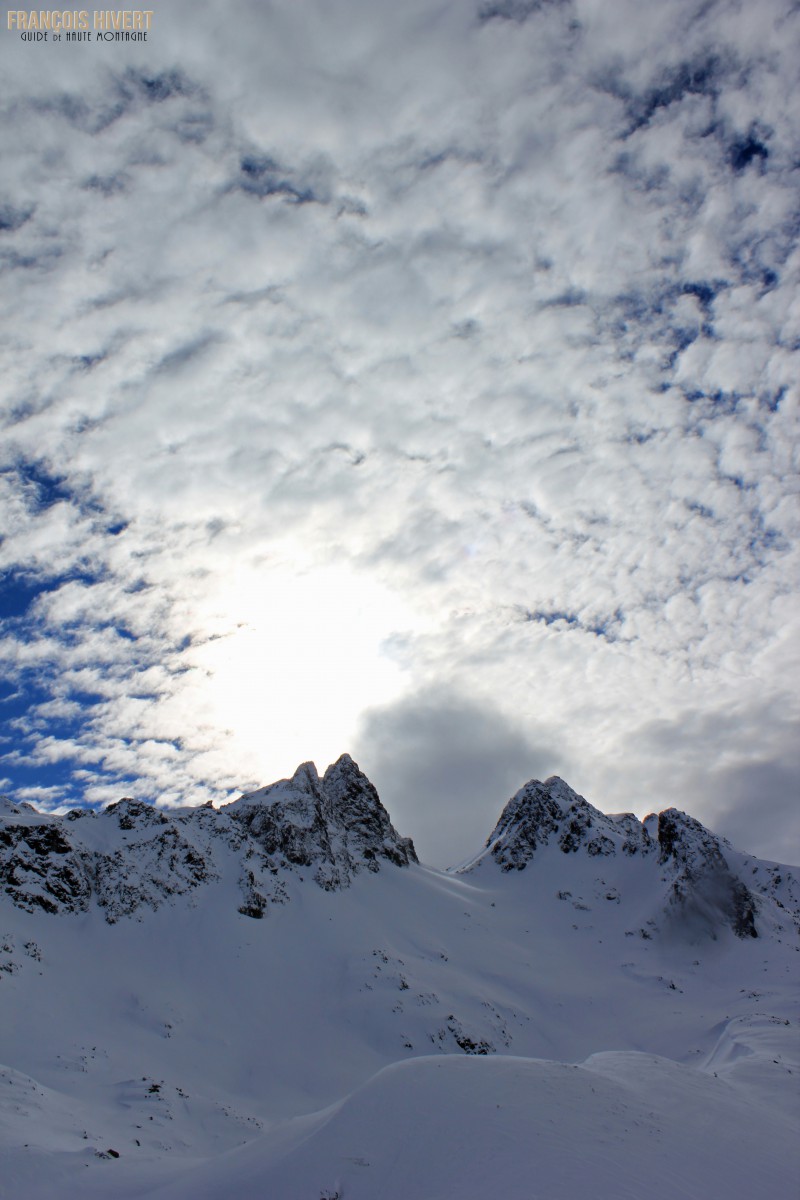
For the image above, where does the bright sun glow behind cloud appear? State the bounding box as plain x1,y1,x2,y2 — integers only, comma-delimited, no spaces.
1,0,798,865
184,561,414,788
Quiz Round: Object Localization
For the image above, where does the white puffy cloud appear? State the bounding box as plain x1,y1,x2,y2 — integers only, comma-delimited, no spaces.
0,0,798,862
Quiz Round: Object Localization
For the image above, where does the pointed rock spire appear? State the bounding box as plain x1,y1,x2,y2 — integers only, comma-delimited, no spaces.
463,775,653,873
226,754,416,889
654,808,758,939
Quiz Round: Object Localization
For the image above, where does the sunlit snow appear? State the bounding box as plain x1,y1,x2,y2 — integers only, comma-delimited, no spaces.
1,762,797,1199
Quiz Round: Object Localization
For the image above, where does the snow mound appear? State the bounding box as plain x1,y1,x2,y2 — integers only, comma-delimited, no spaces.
146,1051,798,1200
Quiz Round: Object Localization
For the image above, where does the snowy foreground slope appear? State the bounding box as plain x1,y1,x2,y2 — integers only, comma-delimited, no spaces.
1,757,798,1199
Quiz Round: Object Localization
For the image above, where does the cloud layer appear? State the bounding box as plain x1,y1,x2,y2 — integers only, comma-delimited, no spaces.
1,0,798,863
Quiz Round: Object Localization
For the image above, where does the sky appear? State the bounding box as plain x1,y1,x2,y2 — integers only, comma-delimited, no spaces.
0,0,798,868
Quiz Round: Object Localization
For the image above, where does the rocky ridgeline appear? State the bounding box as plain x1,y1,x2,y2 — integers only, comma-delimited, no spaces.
460,775,795,941
475,775,655,867
0,755,416,922
1,764,796,942
0,813,92,917
228,756,417,892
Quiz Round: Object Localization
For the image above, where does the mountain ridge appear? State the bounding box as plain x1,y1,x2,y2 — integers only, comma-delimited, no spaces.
1,755,797,1199
2,756,796,940
459,772,794,942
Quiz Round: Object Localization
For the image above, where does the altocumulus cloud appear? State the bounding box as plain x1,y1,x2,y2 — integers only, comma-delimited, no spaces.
0,0,798,863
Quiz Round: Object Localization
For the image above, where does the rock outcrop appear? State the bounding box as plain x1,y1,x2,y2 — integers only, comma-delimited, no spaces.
469,775,654,871
458,775,768,941
0,756,417,922
226,754,417,891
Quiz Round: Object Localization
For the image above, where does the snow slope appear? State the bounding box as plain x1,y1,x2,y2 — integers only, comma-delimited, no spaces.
0,763,797,1198
146,1051,798,1200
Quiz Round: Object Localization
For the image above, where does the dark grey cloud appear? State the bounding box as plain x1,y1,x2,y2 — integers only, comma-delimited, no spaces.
353,686,558,867
478,0,570,23
591,701,800,866
706,757,800,865
0,203,34,232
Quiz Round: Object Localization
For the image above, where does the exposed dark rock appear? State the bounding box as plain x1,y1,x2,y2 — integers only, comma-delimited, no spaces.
480,779,564,869
656,808,759,939
473,777,653,871
227,754,417,891
90,825,218,924
0,756,416,920
0,821,91,915
105,798,169,831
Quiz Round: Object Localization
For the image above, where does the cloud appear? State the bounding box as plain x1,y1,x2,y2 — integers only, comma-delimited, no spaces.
353,685,558,867
705,757,800,865
590,698,800,866
0,0,797,865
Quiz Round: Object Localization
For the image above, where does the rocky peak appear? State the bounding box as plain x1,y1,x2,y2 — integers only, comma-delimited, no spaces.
323,754,418,870
656,807,727,867
0,811,91,916
286,761,322,796
460,777,762,941
226,755,417,889
104,798,169,831
465,775,653,872
654,808,758,939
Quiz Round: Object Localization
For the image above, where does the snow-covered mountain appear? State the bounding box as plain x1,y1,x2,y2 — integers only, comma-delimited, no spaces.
0,755,415,923
1,760,797,1199
460,773,798,942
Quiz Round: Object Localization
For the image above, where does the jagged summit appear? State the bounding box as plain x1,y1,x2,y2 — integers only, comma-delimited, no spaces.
226,753,417,891
1,760,796,943
460,775,653,872
456,775,774,941
0,755,417,922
